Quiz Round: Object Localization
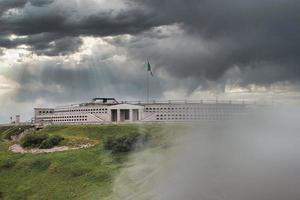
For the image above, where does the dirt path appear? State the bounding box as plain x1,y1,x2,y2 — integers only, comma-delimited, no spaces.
9,144,95,154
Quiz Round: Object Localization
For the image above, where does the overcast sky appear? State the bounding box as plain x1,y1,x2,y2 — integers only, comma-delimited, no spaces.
0,0,300,122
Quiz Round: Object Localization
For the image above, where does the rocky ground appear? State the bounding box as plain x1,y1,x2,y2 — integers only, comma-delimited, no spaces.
9,143,95,154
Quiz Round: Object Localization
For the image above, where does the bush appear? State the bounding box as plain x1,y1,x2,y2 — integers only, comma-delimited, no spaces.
39,138,54,149
39,136,64,149
21,133,48,148
103,136,115,150
49,135,64,145
104,133,149,153
21,133,64,149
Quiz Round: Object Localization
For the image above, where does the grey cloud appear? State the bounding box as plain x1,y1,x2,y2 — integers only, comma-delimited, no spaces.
28,0,54,7
0,0,169,56
31,36,83,56
147,0,300,82
4,56,163,103
0,33,82,56
0,0,52,15
1,0,300,94
0,0,27,15
116,0,300,90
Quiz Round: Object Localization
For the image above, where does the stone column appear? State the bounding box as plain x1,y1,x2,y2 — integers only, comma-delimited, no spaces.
117,109,120,122
129,109,133,122
138,109,142,121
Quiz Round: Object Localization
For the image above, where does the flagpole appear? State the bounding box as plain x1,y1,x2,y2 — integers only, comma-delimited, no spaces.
147,68,149,103
146,58,152,103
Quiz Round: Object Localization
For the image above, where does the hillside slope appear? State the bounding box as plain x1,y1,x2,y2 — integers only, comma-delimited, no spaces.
0,124,177,200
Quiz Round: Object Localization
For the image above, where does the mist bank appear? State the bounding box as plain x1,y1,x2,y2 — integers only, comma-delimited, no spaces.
112,107,300,200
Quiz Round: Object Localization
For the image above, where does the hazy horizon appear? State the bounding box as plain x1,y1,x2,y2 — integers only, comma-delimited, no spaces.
112,107,300,200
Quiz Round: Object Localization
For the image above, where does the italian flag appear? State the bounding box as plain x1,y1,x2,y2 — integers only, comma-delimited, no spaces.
146,59,153,77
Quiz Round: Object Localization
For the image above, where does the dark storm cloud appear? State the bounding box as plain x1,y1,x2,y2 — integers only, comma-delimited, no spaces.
1,8,133,36
31,36,83,56
0,0,27,15
0,32,82,56
0,0,169,56
28,0,54,7
126,0,300,87
0,0,53,16
1,0,300,91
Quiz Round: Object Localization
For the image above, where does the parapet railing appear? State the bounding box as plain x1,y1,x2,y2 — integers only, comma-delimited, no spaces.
121,99,256,105
54,99,258,109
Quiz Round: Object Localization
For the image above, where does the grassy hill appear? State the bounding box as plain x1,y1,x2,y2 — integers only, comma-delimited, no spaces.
0,124,178,200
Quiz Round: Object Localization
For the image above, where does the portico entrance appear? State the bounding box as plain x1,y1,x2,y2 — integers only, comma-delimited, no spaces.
109,104,143,123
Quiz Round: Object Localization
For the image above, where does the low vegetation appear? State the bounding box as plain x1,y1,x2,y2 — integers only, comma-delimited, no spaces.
21,133,64,149
1,125,32,140
0,124,183,200
104,132,149,153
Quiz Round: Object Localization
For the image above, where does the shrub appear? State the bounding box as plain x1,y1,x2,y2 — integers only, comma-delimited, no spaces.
104,133,149,153
103,136,115,150
39,135,64,149
21,133,64,149
21,133,48,148
49,135,64,145
39,138,54,149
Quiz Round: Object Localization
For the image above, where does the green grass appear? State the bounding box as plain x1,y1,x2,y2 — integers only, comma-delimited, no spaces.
0,124,182,200
0,125,33,140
